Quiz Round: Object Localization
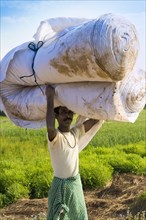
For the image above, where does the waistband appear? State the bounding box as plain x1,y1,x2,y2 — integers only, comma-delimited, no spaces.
54,173,80,182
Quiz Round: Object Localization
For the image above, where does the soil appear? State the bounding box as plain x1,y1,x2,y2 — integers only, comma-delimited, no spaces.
0,173,146,220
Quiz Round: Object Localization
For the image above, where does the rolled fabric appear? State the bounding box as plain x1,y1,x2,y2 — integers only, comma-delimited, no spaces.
0,68,145,128
0,14,143,129
55,69,145,123
118,69,145,121
33,17,89,43
34,13,139,82
0,84,62,128
0,13,139,85
91,13,139,80
0,17,88,84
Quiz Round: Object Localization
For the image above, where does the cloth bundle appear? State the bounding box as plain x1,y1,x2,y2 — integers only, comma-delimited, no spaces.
0,13,145,129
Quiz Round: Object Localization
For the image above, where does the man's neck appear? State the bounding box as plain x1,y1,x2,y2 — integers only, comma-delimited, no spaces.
58,125,70,133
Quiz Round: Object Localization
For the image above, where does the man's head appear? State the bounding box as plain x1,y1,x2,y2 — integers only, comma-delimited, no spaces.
54,106,74,131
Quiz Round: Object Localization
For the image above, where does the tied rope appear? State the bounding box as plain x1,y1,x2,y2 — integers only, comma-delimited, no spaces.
20,41,44,95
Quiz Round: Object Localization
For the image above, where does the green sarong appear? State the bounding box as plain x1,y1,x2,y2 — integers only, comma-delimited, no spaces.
47,173,88,220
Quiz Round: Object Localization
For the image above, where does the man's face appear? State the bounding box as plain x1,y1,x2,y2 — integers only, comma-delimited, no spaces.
56,107,74,127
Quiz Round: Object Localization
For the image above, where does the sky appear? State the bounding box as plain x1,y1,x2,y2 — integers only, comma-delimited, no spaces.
0,0,146,70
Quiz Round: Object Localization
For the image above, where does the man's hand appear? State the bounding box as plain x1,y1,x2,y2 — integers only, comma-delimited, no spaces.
45,85,55,97
46,85,56,141
83,119,99,133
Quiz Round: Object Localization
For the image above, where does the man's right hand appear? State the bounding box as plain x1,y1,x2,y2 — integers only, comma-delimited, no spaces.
45,85,57,141
45,85,55,97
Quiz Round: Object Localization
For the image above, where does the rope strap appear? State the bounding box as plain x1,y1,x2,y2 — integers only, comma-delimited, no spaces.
20,41,44,94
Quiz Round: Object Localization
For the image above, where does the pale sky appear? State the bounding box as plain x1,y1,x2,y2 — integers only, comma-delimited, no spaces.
1,0,146,70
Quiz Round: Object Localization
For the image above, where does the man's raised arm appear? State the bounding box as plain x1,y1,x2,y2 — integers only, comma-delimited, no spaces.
45,85,57,141
83,119,100,133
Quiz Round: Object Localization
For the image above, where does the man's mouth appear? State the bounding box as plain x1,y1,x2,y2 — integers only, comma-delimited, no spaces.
65,118,72,122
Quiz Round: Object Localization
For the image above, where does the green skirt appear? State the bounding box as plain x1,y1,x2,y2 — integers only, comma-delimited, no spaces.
47,173,88,220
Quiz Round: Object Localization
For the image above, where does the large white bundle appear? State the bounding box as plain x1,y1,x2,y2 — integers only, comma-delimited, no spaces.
33,13,139,82
33,17,89,42
55,69,145,123
0,68,145,128
1,14,138,84
0,17,89,83
0,14,145,129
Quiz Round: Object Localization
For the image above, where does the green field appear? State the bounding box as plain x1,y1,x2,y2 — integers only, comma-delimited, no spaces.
0,110,146,208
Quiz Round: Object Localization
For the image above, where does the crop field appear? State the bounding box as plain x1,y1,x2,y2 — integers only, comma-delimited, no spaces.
0,109,146,208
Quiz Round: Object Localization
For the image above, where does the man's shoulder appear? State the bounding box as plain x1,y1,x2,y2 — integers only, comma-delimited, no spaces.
71,124,85,137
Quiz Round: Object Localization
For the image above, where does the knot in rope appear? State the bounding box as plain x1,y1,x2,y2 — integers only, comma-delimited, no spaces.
28,41,44,52
20,41,44,95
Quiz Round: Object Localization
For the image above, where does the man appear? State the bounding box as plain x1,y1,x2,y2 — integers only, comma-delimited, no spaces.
46,85,103,220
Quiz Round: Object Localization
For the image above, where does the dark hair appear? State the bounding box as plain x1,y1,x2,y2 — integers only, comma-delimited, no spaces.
54,106,74,116
54,106,61,115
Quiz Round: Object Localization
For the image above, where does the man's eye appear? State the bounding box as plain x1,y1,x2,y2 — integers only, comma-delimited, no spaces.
63,111,68,114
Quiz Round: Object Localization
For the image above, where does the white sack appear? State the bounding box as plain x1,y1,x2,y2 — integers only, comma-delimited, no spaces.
55,68,145,123
0,14,144,129
0,42,31,83
0,84,61,128
34,13,139,82
0,68,145,128
33,17,89,43
0,18,88,84
1,13,139,85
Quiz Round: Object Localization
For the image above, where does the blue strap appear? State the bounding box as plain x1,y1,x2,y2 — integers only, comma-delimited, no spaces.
28,41,44,52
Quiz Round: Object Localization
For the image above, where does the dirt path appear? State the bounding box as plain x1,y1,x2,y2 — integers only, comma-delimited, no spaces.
0,174,146,220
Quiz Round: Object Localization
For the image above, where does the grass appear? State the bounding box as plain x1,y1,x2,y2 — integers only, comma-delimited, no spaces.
0,109,145,207
89,109,145,147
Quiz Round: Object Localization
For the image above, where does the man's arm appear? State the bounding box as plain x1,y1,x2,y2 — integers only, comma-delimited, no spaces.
83,119,99,133
45,85,57,141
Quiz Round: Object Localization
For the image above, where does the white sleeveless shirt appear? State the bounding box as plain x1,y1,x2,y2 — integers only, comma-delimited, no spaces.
47,125,85,178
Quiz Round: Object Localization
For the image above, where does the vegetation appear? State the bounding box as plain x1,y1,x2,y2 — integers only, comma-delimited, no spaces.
0,110,145,208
